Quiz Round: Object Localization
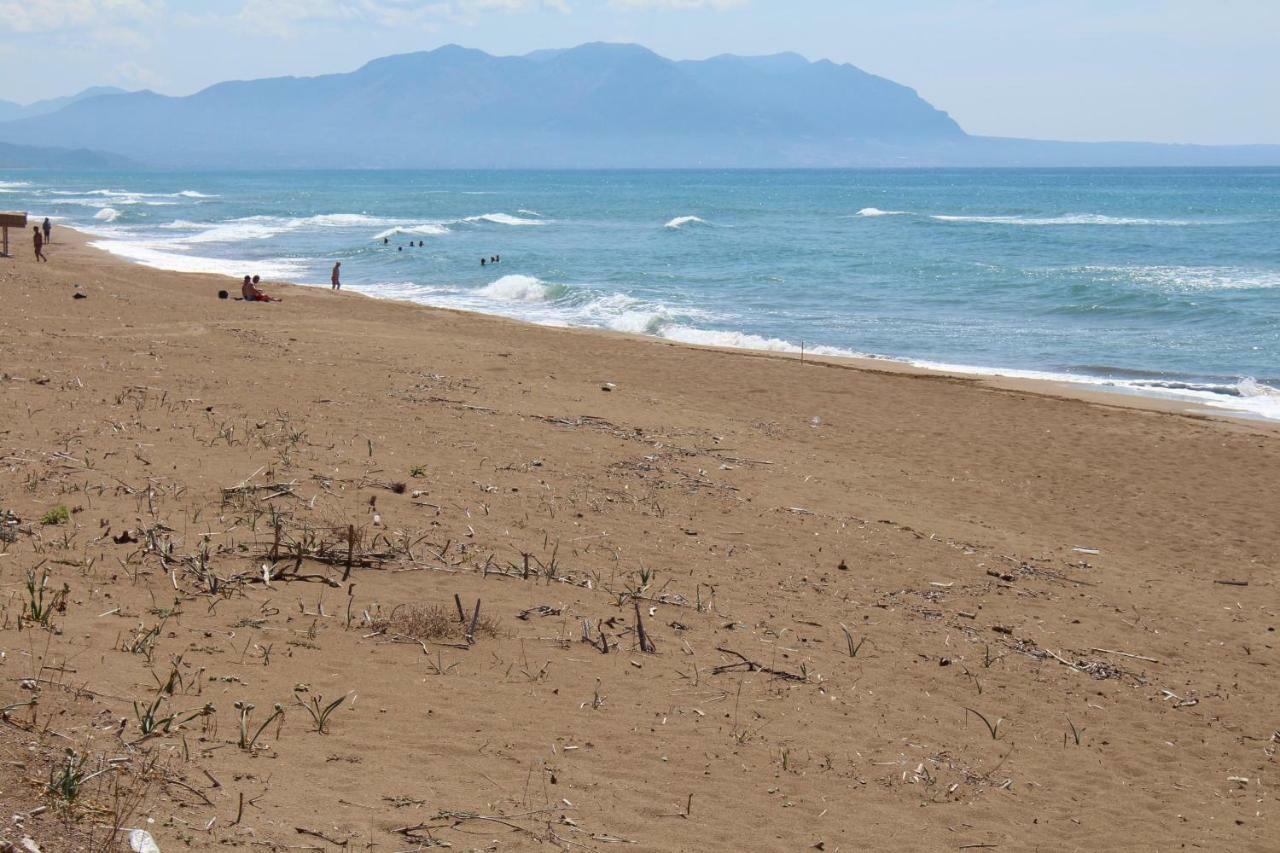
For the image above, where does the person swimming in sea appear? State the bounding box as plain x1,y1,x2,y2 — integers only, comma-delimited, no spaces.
481,257,486,267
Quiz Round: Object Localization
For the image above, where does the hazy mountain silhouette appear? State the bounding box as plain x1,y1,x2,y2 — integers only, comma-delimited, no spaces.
0,46,1276,168
0,86,129,123
0,44,962,168
0,140,134,169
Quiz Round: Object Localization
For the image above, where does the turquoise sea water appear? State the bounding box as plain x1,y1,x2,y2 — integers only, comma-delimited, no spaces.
5,168,1278,418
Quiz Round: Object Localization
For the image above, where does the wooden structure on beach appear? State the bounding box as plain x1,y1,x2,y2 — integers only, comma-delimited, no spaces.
0,212,27,257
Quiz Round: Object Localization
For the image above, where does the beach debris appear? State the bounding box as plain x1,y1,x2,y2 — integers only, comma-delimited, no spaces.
601,382,616,392
73,292,87,300
1072,547,1100,555
518,604,563,620
129,829,160,853
1213,579,1249,587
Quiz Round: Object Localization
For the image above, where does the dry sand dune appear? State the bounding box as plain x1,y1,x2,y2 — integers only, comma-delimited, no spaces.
0,231,1276,852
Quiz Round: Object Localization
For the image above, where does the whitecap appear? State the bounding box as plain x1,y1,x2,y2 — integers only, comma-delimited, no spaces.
464,213,546,227
94,207,120,222
856,207,906,217
178,190,217,198
664,215,708,230
372,223,451,241
476,274,557,302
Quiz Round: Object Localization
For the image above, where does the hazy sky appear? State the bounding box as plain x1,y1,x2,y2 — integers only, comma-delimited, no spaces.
2,0,1276,145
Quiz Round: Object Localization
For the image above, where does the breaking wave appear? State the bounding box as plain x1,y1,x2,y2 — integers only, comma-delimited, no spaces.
664,216,709,230
464,213,546,226
94,207,120,222
856,207,906,217
372,223,451,241
476,274,564,303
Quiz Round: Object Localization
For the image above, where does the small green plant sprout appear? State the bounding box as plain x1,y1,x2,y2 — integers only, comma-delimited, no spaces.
47,749,90,805
133,667,213,740
1065,716,1085,747
839,623,867,657
21,568,69,629
409,464,427,478
236,701,286,750
40,505,71,525
294,691,347,734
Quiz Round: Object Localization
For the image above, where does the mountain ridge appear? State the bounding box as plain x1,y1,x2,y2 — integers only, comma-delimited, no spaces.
1,45,1278,168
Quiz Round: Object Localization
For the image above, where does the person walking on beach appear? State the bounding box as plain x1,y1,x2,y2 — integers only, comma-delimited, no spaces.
41,217,51,244
331,261,342,291
32,226,46,262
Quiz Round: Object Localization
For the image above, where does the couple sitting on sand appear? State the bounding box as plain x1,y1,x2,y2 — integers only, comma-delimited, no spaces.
242,275,280,303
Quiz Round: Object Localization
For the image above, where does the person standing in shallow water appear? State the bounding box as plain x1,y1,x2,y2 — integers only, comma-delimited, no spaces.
331,262,341,291
33,226,46,262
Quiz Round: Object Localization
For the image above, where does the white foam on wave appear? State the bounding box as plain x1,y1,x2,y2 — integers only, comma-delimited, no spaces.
180,216,299,244
167,213,411,245
48,196,177,208
901,357,1280,421
88,238,306,279
476,274,556,303
94,207,120,222
306,213,398,227
664,216,708,230
0,181,31,189
517,209,543,217
178,190,216,198
373,223,451,241
464,213,546,227
1072,264,1280,291
933,213,1195,226
856,207,906,217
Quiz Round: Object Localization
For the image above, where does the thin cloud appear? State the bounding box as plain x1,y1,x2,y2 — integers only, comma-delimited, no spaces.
0,0,161,33
610,0,747,9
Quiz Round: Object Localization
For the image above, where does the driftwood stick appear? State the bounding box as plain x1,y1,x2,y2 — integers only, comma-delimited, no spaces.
1091,648,1159,663
342,524,355,582
467,599,481,645
634,599,656,653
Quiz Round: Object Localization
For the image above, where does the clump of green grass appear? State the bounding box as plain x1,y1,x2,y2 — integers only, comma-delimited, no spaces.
22,568,69,629
40,505,70,525
295,691,348,734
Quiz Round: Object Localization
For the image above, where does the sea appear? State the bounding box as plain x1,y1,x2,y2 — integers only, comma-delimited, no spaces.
4,168,1278,420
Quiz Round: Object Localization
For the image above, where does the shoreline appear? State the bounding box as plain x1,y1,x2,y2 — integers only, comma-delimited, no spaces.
73,224,1280,426
3,217,1277,851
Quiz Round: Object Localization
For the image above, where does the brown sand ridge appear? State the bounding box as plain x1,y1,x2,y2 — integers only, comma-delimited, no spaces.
0,231,1276,852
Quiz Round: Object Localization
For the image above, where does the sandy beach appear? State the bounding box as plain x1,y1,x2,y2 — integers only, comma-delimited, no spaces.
1,229,1277,851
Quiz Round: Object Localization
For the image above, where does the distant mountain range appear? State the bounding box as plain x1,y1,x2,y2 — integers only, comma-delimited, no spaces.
0,140,134,170
0,86,129,123
1,45,1277,169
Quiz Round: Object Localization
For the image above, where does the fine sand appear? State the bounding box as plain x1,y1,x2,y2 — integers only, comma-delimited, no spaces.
0,229,1276,851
